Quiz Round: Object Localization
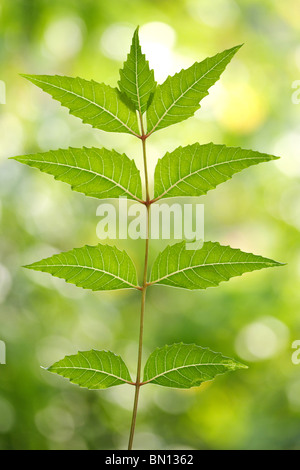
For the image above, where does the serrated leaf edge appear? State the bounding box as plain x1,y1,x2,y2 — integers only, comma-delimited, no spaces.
149,241,284,289
11,146,144,203
24,244,141,291
146,44,243,136
20,74,141,138
142,342,248,387
46,349,134,388
153,143,280,201
118,27,156,115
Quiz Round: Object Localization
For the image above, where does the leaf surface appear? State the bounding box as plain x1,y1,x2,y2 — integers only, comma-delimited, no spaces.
146,45,241,134
150,241,282,290
154,142,278,200
143,343,247,388
48,350,132,389
119,28,156,114
13,147,143,202
21,74,140,136
25,244,139,291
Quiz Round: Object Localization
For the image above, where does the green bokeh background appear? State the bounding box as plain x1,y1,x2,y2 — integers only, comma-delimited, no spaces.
0,0,300,450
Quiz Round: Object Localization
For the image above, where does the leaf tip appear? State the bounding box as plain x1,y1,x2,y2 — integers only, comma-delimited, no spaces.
22,264,34,270
225,359,248,372
226,44,243,58
235,362,248,371
269,260,286,268
19,73,35,81
234,43,244,51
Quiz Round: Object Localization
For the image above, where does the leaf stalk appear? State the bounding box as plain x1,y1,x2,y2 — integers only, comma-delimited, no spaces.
128,113,150,450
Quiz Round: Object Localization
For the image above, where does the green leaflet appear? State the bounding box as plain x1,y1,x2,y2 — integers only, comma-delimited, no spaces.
12,147,143,202
48,350,132,389
146,45,241,135
154,143,279,200
119,27,156,115
21,74,140,137
25,244,139,291
143,343,247,388
150,241,283,290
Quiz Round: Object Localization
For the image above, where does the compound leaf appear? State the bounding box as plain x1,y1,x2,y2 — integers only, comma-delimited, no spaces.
150,241,283,290
143,343,247,388
21,74,140,137
119,27,156,115
47,350,133,389
25,244,139,291
154,142,279,200
12,147,143,202
147,45,241,135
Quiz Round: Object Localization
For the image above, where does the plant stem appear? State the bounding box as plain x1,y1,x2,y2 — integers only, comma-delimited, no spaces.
128,114,150,450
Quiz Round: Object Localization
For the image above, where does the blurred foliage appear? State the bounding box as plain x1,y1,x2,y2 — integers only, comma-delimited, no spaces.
0,0,300,450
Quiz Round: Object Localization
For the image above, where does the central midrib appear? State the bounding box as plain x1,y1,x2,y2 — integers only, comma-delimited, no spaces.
30,263,138,289
156,155,270,199
151,260,274,284
52,365,132,384
144,362,230,383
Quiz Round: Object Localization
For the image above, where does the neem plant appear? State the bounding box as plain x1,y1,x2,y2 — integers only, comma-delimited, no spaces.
12,28,283,450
